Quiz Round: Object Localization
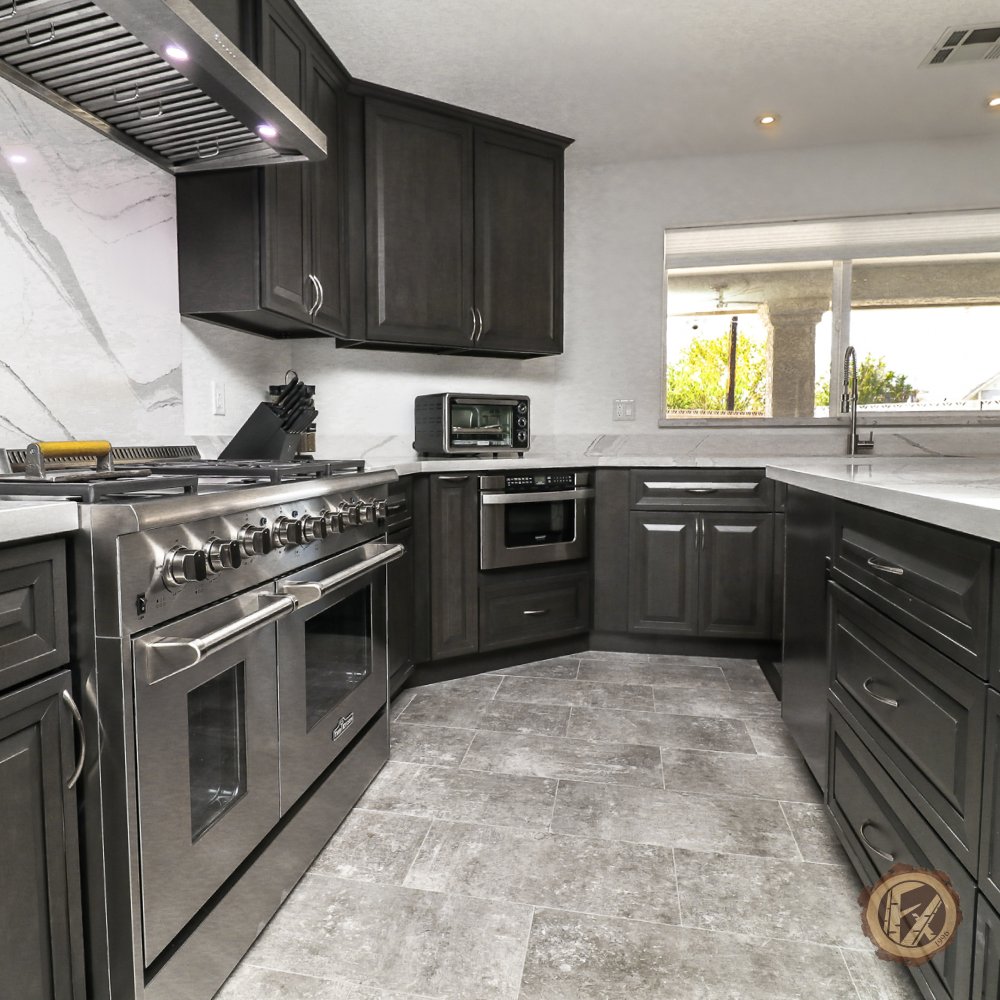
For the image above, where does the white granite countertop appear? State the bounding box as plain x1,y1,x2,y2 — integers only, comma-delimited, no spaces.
365,454,793,475
0,500,79,545
767,459,1000,542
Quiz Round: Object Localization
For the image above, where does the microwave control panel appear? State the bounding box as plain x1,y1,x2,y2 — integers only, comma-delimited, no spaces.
504,472,579,493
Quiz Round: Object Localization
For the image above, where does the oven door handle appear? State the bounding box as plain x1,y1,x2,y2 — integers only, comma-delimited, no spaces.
278,543,406,609
480,488,595,505
147,594,299,677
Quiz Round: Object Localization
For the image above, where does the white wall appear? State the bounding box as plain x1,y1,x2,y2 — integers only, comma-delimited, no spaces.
553,132,1000,436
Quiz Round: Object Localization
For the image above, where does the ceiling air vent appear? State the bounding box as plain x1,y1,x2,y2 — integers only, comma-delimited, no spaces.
921,24,1000,67
0,0,326,173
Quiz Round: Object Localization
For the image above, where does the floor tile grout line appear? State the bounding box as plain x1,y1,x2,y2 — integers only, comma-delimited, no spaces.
513,905,536,1000
232,959,442,999
837,946,867,1000
672,846,686,927
778,800,807,863
547,779,561,832
399,818,437,889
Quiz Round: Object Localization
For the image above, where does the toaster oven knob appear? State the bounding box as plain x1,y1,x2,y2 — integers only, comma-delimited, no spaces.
517,401,528,414
162,546,209,588
204,538,243,573
238,524,272,557
323,510,345,534
273,516,303,547
516,430,528,444
301,514,328,542
340,501,362,526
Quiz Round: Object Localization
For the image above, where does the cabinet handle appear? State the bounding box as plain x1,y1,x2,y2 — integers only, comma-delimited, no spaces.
469,306,478,342
523,608,550,616
62,690,86,790
862,677,899,709
0,2,17,22
867,557,904,577
686,488,717,494
858,820,895,862
315,276,324,317
475,307,485,343
307,274,320,317
438,475,469,482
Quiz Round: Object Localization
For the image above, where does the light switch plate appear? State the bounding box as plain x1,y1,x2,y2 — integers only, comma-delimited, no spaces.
211,380,226,416
613,399,635,421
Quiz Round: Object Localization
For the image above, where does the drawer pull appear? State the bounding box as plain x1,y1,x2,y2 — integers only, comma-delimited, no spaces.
867,557,904,576
523,608,550,616
686,488,717,494
859,821,896,862
62,690,85,791
862,677,899,709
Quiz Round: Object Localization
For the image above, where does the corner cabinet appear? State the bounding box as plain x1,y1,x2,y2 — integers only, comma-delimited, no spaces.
355,97,567,357
177,0,354,339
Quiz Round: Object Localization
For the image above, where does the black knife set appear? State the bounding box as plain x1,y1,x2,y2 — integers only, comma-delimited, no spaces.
219,371,318,462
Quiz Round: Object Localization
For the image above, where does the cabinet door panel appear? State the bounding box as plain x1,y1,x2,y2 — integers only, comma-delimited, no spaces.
628,513,699,634
259,0,311,321
974,894,1000,1000
366,101,474,346
309,51,349,335
429,475,479,659
0,672,84,1000
699,514,773,638
474,129,561,354
387,525,415,693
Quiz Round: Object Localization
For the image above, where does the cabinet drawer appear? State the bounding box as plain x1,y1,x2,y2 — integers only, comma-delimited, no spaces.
0,541,69,693
980,691,1000,913
831,503,991,676
630,468,772,511
974,894,1000,1000
828,703,975,1000
479,570,590,651
830,584,986,872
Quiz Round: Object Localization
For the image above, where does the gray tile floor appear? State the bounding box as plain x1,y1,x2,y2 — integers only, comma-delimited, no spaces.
215,653,922,1000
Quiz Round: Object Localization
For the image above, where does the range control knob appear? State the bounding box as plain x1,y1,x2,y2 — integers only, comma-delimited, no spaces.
300,514,328,542
162,546,208,589
340,500,362,526
324,509,345,534
273,516,303,547
374,499,389,523
238,524,272,557
358,500,378,524
204,538,243,573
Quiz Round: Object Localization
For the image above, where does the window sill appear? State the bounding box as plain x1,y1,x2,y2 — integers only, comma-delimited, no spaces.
657,413,1000,429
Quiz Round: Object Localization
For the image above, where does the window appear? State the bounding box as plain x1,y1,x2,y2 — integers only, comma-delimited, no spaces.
663,212,1000,423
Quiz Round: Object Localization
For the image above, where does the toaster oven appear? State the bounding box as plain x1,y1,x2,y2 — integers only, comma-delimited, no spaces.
413,393,530,457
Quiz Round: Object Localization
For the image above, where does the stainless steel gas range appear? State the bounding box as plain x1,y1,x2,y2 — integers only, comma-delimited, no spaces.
0,446,403,1000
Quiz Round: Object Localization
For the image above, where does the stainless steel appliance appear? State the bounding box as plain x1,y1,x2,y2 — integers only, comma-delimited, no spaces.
413,393,530,457
0,443,402,1000
480,470,593,570
0,0,326,172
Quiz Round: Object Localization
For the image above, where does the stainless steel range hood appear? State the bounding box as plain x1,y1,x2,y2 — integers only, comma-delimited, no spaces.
0,0,326,172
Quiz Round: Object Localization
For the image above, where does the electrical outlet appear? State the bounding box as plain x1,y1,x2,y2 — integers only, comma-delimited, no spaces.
613,399,635,421
211,380,226,416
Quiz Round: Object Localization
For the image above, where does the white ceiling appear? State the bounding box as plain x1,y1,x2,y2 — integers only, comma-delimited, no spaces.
298,0,1000,164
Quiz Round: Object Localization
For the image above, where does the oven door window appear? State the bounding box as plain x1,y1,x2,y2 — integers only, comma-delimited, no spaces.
188,663,247,841
303,586,373,731
505,499,576,548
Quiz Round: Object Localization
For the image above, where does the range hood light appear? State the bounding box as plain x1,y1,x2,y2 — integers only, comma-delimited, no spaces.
257,124,279,140
164,44,189,61
756,113,780,127
988,96,1000,108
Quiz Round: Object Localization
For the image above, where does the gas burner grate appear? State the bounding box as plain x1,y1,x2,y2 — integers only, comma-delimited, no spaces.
140,458,365,483
0,474,199,502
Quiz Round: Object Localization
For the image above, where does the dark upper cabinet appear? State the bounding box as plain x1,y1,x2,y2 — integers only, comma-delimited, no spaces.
357,96,568,357
0,671,85,1000
364,101,475,348
177,0,352,339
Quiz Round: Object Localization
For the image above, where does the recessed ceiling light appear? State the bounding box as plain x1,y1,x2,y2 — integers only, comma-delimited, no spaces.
164,44,189,61
988,96,1000,108
257,124,278,140
756,114,780,127
6,153,28,164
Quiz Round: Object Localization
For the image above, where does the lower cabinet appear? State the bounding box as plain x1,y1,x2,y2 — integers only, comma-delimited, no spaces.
386,522,415,695
479,567,589,652
974,894,1000,1000
980,690,1000,913
0,670,85,1000
628,511,773,638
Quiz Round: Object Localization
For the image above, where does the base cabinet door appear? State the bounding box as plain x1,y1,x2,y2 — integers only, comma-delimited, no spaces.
429,475,480,659
974,894,1000,1000
387,524,415,693
699,513,773,638
0,671,84,1000
628,512,699,634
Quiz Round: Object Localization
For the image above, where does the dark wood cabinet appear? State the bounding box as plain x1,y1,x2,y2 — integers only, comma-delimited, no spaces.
428,474,480,660
974,894,1000,1000
178,0,352,339
628,511,772,639
981,690,1000,912
387,522,415,695
357,95,567,357
0,671,85,1000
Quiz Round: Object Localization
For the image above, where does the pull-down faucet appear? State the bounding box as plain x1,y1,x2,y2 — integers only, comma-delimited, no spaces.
841,346,874,456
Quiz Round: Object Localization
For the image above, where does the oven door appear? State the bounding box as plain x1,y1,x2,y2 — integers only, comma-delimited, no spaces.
276,542,404,812
132,590,296,963
480,489,594,569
